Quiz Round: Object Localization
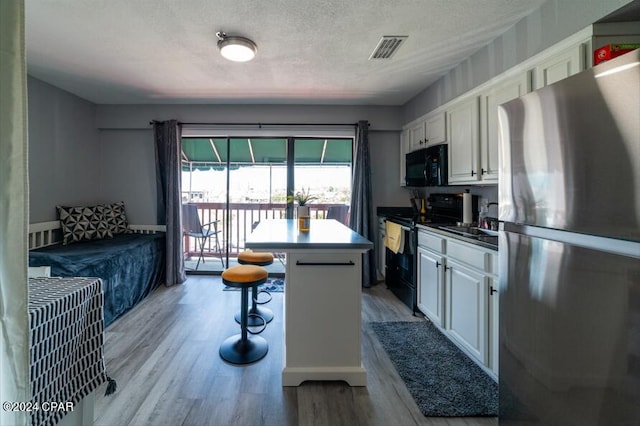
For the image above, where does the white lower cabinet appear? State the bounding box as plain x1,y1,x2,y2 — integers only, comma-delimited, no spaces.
446,258,488,365
417,227,499,378
417,246,444,327
489,278,499,374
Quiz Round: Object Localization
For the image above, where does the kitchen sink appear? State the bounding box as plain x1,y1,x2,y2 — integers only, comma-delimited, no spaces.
438,225,498,238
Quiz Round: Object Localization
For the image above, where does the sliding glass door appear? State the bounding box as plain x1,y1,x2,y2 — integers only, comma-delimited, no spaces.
293,138,352,224
226,138,287,267
181,135,352,274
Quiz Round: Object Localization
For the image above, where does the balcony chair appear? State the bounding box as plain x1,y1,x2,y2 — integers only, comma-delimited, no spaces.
327,205,350,226
182,204,224,270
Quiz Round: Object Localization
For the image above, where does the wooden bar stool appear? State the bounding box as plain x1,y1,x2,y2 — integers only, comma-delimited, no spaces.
235,250,275,326
220,265,269,365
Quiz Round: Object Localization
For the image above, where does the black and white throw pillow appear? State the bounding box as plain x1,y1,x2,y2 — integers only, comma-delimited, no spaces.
103,201,129,234
57,205,113,245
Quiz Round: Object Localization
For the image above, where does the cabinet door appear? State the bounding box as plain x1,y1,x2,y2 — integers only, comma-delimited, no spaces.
447,97,480,184
425,112,446,146
489,278,499,375
417,247,444,327
409,120,426,152
400,128,409,186
534,43,586,89
482,74,528,182
446,258,488,364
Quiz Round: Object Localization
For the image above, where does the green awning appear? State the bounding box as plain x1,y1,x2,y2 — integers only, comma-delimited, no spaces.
181,137,353,171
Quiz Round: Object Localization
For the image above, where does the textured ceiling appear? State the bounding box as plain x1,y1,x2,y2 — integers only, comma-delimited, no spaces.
25,0,548,105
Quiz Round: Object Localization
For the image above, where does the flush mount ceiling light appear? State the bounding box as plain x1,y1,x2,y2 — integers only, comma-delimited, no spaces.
216,31,257,62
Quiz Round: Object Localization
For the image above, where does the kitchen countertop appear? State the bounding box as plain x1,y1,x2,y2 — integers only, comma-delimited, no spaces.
246,219,373,251
417,223,499,251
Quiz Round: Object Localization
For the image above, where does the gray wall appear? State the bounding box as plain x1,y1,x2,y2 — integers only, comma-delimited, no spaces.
98,129,158,224
95,104,401,131
28,77,101,222
402,0,636,122
95,104,406,224
369,131,413,210
28,82,408,224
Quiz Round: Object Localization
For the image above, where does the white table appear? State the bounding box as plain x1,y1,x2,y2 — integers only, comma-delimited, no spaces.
246,219,373,386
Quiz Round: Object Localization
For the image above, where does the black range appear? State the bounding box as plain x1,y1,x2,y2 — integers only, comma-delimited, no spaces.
381,193,478,314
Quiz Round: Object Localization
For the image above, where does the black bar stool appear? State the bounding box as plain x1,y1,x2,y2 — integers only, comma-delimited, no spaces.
235,250,275,326
219,265,269,365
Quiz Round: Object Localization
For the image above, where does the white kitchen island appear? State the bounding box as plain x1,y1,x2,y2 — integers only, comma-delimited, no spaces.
245,219,373,386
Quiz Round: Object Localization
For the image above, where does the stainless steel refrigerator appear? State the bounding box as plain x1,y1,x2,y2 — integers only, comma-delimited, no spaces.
498,49,640,425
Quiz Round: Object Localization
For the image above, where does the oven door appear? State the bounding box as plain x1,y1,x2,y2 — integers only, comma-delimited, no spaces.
385,227,417,312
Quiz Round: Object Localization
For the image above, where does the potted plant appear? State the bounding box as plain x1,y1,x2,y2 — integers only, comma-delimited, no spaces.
288,188,317,231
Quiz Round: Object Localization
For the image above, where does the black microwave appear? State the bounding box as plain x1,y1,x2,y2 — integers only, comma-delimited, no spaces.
405,144,448,187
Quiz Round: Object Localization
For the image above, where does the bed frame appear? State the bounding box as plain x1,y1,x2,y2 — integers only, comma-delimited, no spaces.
28,221,166,250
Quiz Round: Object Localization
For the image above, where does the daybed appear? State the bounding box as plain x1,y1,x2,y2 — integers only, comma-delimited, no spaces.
28,218,166,326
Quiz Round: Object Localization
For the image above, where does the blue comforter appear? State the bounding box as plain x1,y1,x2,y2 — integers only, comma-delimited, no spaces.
29,233,166,326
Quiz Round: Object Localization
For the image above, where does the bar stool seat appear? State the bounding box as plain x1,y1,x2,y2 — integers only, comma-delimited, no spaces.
220,265,269,365
238,250,274,265
235,250,275,326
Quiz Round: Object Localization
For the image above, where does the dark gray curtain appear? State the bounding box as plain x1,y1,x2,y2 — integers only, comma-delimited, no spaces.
350,120,375,287
153,120,186,286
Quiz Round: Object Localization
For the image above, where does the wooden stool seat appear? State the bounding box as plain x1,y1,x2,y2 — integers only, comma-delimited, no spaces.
219,265,269,365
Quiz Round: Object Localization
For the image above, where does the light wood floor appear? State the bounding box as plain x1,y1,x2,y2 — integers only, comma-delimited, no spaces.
94,276,497,426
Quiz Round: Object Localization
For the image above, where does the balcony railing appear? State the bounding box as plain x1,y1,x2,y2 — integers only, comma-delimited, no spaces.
183,202,349,259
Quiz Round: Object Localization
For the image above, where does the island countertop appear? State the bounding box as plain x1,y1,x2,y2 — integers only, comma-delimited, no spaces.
245,219,373,251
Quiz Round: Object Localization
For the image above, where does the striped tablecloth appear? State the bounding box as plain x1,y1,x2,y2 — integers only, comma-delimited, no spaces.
29,277,108,426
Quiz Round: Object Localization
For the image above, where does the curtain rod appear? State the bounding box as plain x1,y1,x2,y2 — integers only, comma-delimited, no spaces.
149,120,367,127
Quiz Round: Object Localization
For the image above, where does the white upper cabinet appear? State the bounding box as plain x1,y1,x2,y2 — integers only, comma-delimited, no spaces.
481,73,529,182
400,27,605,188
400,128,409,186
424,111,446,146
447,96,480,184
404,111,447,155
533,43,587,89
408,119,426,151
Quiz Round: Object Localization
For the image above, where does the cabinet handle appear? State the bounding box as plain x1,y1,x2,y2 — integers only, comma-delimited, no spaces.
445,265,451,271
481,168,486,175
490,286,498,295
296,261,355,266
436,261,441,268
471,170,476,176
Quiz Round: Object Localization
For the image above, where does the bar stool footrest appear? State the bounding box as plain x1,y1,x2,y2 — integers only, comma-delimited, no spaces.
235,306,274,325
255,289,272,305
246,313,267,335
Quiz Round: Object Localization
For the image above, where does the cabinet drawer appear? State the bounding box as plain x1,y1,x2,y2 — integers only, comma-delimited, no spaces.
447,239,488,271
418,231,445,253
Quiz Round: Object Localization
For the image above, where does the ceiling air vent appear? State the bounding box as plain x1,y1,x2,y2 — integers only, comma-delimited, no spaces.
369,36,408,60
